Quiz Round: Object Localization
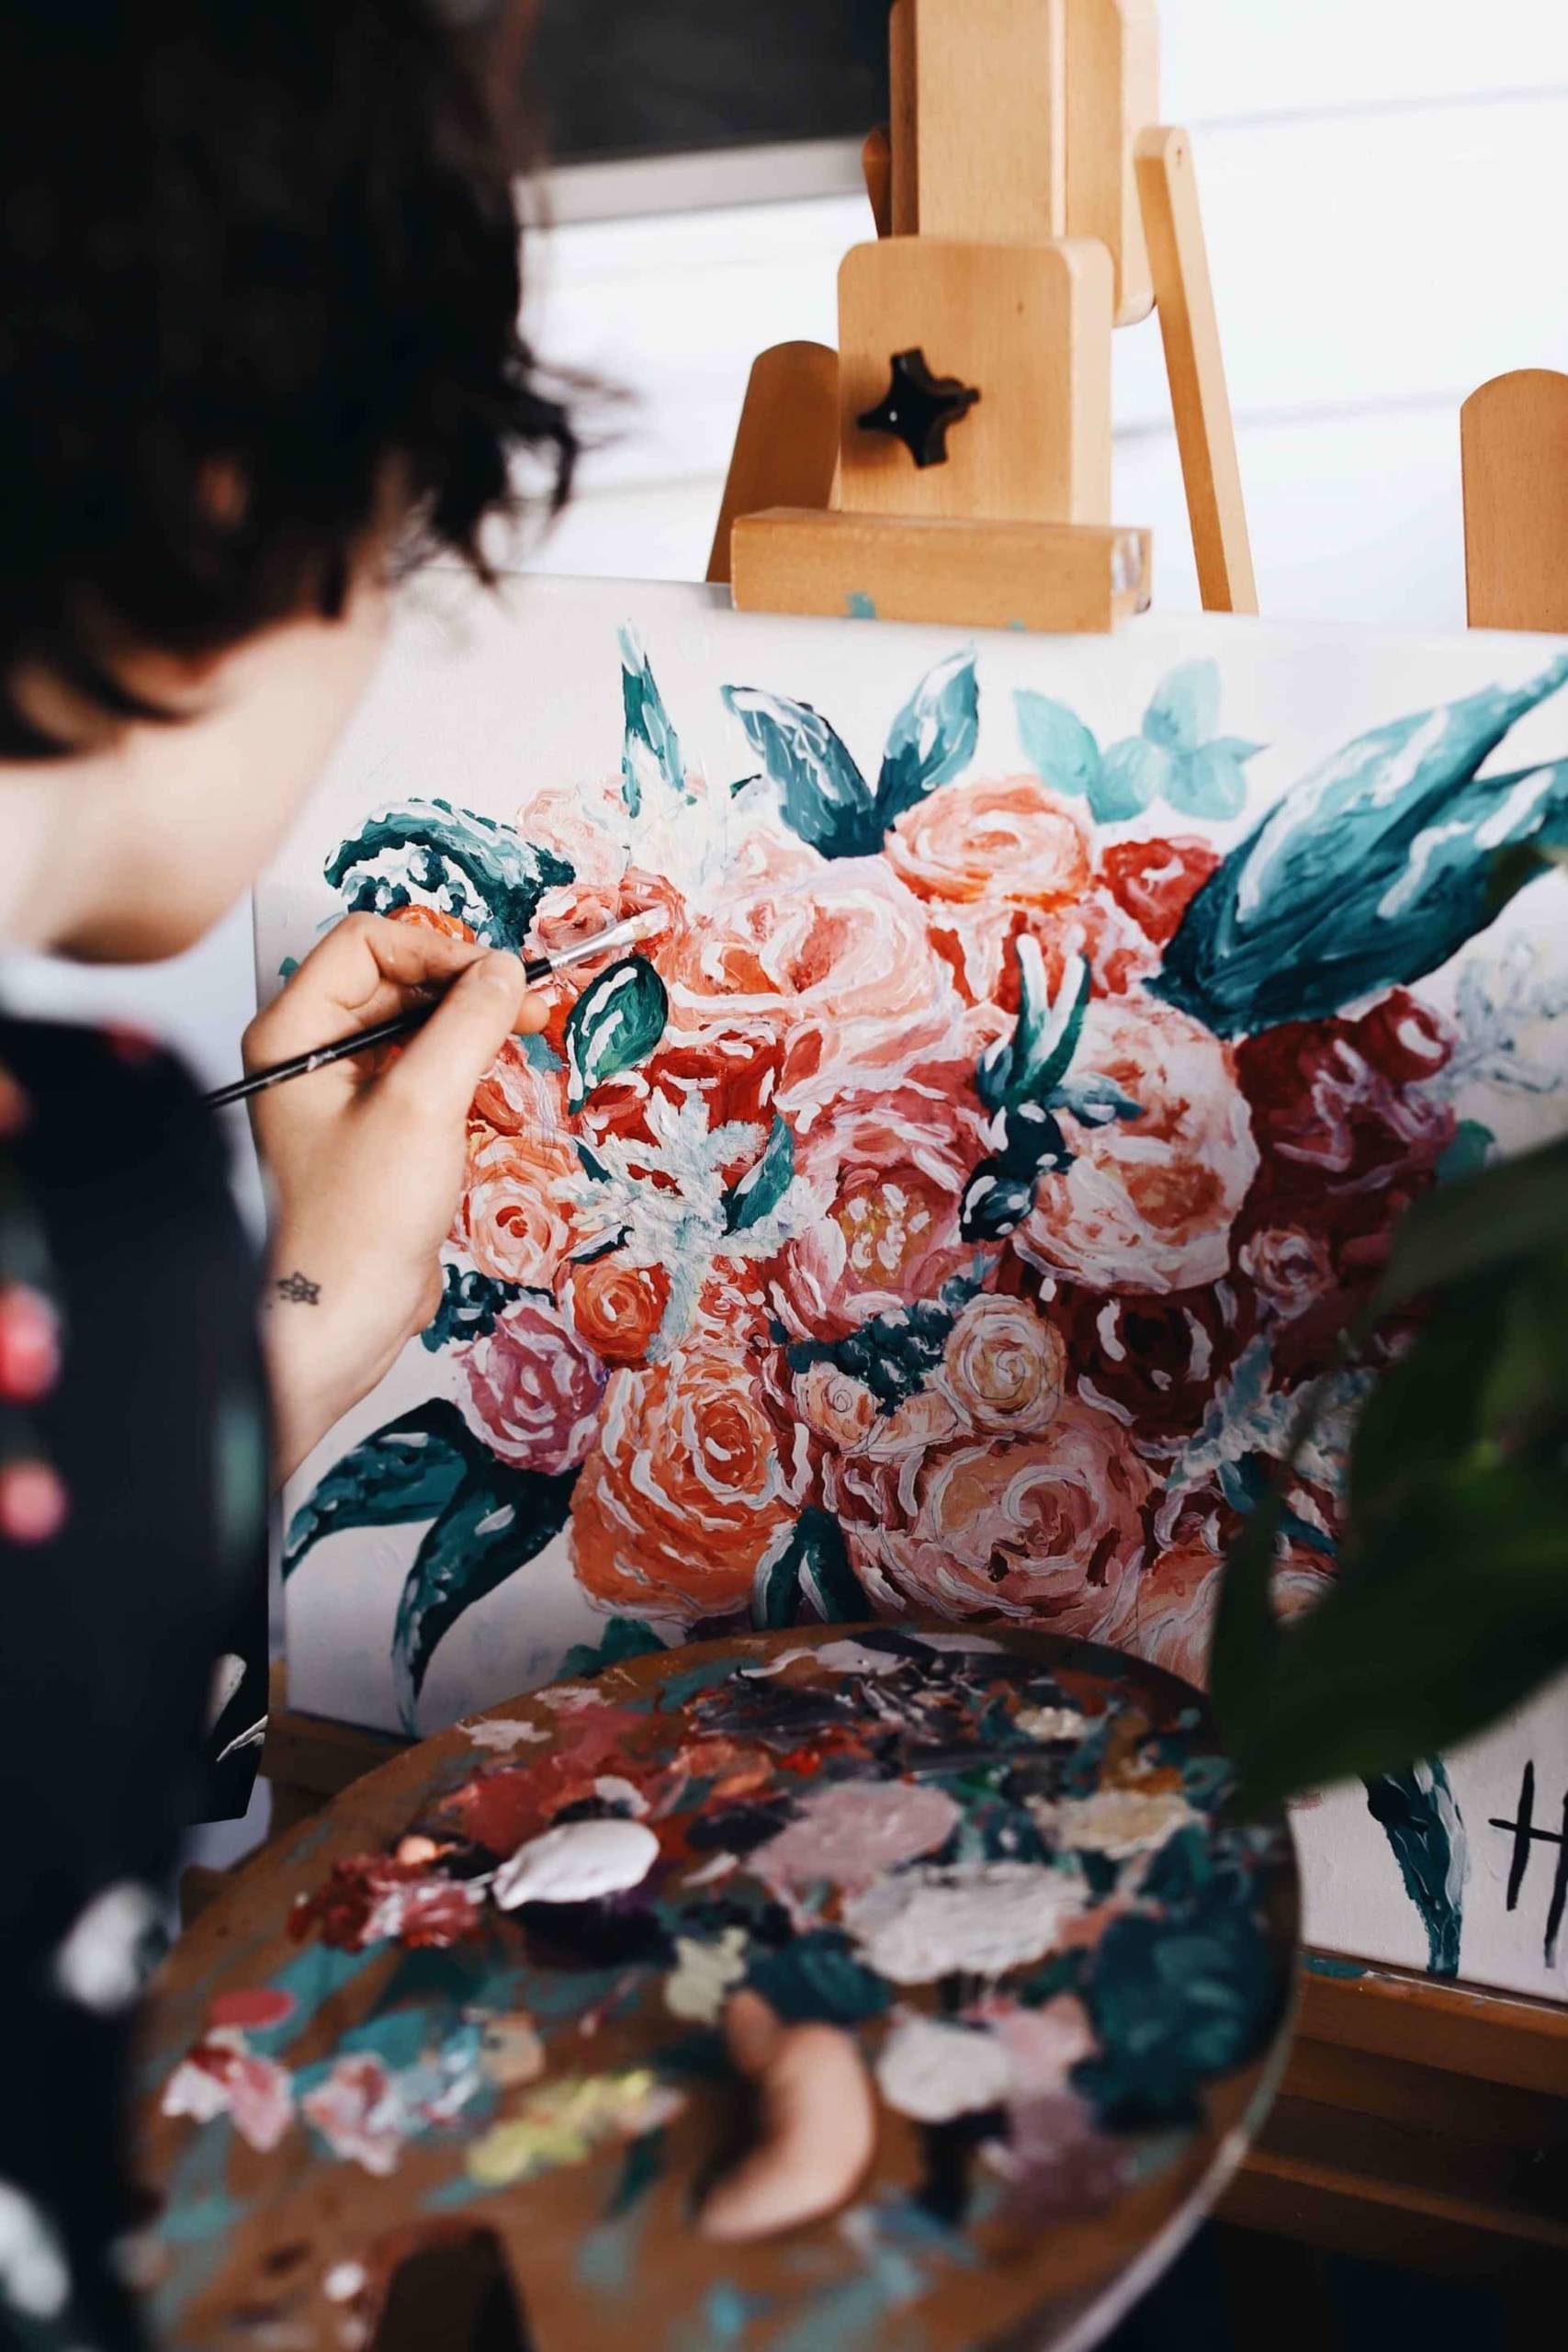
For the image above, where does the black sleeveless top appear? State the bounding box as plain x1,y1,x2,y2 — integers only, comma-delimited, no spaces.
0,1012,268,2350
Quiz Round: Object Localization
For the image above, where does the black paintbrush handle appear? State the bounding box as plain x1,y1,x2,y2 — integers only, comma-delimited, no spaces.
206,953,551,1112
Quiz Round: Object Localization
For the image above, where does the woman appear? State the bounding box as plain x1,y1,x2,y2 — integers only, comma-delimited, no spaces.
0,6,570,2342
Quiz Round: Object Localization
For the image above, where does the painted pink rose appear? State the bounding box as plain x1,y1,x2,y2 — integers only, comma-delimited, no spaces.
1016,998,1259,1295
457,1128,581,1292
666,855,964,1127
456,1297,607,1477
772,1078,992,1340
826,1401,1150,1636
1237,1226,1337,1320
570,1305,813,1623
942,1295,1066,1436
513,776,627,892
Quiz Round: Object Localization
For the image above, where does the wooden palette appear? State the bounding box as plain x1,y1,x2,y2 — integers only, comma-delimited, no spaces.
136,1627,1298,2352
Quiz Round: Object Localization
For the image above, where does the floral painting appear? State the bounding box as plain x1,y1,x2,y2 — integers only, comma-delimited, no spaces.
262,581,1568,2003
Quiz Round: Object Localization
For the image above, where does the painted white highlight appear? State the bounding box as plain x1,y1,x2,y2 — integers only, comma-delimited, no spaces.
491,1817,660,1911
874,2014,1016,2123
52,1883,162,2015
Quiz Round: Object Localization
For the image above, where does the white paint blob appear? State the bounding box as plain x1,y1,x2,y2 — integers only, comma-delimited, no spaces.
843,1862,1088,1984
460,1717,547,1751
323,2262,368,2304
664,1928,750,2023
743,1641,903,1680
874,2014,1017,2123
1039,1787,1198,1860
0,2181,69,2320
907,1633,1009,1658
492,1817,659,1912
52,1882,163,2014
1016,1706,1088,1745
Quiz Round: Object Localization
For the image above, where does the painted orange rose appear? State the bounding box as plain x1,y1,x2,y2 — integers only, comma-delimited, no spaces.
886,775,1093,910
1017,997,1258,1295
468,1036,570,1140
826,1400,1150,1636
570,1323,813,1622
562,1255,672,1366
457,1128,581,1291
791,1362,962,1461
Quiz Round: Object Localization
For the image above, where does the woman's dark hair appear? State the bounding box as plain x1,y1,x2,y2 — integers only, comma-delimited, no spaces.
0,0,576,757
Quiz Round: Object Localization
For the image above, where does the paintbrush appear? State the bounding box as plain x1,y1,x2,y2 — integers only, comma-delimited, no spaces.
207,907,670,1111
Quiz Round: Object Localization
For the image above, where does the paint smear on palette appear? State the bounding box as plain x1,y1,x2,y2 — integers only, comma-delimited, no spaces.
1039,1789,1198,1860
492,1818,660,1911
162,2032,294,2154
461,1717,548,1752
466,2073,684,2188
843,1862,1089,1984
874,2016,1016,2123
743,1642,905,1681
664,1928,750,2023
752,1781,961,1898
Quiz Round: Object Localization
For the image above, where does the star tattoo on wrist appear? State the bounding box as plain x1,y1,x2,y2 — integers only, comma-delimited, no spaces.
274,1271,321,1306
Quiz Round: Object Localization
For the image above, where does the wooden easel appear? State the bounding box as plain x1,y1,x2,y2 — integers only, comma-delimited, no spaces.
707,0,1257,633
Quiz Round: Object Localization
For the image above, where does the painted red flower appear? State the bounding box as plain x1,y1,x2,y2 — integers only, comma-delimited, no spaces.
1235,989,1457,1307
1099,837,1220,946
0,1283,60,1405
562,1255,672,1366
1056,1277,1257,1448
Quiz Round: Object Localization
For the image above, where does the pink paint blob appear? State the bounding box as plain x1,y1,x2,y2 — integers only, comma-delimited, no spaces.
209,1986,297,2033
0,1458,67,1545
752,1778,962,1896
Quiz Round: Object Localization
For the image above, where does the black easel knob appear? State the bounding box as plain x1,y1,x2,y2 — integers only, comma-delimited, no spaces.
857,347,981,469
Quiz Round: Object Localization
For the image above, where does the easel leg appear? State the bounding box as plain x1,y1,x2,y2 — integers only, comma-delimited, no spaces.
1135,126,1258,616
705,343,840,586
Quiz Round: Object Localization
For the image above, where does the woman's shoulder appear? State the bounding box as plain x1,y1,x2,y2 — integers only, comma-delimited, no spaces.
0,1011,230,1198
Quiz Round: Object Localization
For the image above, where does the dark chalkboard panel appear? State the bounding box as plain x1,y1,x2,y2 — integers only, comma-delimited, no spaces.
531,0,892,165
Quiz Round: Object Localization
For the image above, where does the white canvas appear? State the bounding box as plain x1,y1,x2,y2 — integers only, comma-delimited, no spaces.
257,572,1568,2003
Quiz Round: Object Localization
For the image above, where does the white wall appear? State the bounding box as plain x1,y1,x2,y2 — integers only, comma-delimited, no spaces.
14,1,1568,1076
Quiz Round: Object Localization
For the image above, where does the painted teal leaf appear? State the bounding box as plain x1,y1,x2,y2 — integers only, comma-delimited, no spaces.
1014,690,1101,800
324,799,573,953
1166,741,1255,820
784,1290,973,1419
1091,736,1171,823
875,651,979,826
1365,1765,1466,1978
1154,656,1568,1035
976,941,1091,1112
1435,1119,1495,1184
559,1617,665,1679
422,1265,526,1351
723,1114,795,1235
753,1508,869,1630
1051,1074,1144,1128
563,955,670,1113
391,1463,579,1729
720,685,878,858
961,1104,1074,1241
1143,660,1221,755
620,628,688,819
283,1400,477,1581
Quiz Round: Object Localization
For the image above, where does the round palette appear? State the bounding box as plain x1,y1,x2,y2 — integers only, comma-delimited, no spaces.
137,1627,1298,2351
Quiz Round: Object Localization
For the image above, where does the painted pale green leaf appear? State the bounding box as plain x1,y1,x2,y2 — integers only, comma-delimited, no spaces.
720,685,878,858
1014,690,1101,801
1143,660,1222,755
1166,741,1256,820
753,1508,868,1630
563,955,670,1113
283,1400,477,1580
391,1463,580,1730
875,651,979,827
1153,656,1568,1035
324,799,573,952
620,628,688,817
723,1114,795,1235
1091,736,1171,823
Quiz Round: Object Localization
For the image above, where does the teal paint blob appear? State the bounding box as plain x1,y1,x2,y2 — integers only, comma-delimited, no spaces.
151,2123,249,2332
1303,1951,1369,1981
1365,1761,1467,1978
846,593,877,619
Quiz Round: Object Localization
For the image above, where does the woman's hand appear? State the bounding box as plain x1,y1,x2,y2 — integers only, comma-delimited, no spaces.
243,913,547,1484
